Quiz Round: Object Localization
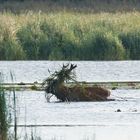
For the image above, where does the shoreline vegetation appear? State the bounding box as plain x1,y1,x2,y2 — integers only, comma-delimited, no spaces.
0,74,42,140
0,0,140,60
0,79,9,140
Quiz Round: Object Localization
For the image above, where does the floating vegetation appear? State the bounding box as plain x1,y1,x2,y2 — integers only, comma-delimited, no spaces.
30,85,38,91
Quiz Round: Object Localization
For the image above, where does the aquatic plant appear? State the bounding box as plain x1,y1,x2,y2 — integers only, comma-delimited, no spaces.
0,74,9,140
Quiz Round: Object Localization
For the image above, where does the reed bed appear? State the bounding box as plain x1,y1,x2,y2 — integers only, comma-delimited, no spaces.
0,73,42,140
0,74,9,140
0,11,140,60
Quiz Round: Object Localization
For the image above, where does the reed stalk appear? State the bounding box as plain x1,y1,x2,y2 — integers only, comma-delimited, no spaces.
0,73,9,140
0,2,140,60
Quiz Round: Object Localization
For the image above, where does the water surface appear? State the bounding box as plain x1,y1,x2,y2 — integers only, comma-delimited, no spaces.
1,60,140,140
10,89,140,140
0,61,140,83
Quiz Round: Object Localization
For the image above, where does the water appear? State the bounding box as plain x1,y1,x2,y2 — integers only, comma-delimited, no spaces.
16,90,140,126
1,61,140,140
0,61,140,83
12,89,140,140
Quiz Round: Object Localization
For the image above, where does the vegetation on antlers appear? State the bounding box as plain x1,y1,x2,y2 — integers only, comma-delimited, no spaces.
43,64,110,102
43,64,77,101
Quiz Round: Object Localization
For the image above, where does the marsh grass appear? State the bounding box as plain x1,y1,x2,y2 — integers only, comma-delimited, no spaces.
0,74,9,140
0,72,18,140
120,29,140,60
0,72,42,140
0,20,26,60
0,12,140,60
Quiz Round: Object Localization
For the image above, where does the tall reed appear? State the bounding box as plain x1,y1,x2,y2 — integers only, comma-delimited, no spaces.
120,29,140,60
0,12,140,60
0,23,26,60
0,74,9,140
8,72,18,140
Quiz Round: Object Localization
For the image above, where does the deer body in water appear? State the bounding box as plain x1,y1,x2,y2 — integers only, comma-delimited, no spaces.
43,64,110,102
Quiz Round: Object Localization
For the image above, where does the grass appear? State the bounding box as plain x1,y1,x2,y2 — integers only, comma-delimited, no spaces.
0,1,140,60
0,72,42,140
0,74,9,140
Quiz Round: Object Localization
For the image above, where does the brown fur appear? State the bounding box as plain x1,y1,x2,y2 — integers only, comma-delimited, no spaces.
57,85,110,101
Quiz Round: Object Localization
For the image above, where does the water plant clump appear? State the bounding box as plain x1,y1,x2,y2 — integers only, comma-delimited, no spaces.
43,64,110,102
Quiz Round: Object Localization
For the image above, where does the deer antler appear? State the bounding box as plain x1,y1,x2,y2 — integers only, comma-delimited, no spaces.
70,64,77,70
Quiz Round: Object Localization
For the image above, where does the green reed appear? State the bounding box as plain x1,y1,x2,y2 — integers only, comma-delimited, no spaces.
0,74,9,140
0,11,140,60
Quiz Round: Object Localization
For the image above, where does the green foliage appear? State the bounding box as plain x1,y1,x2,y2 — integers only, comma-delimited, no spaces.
0,89,8,140
0,75,9,140
120,30,140,60
17,22,48,60
0,12,140,60
30,85,38,90
48,33,77,60
43,63,77,101
84,31,125,60
0,25,25,60
0,39,25,60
